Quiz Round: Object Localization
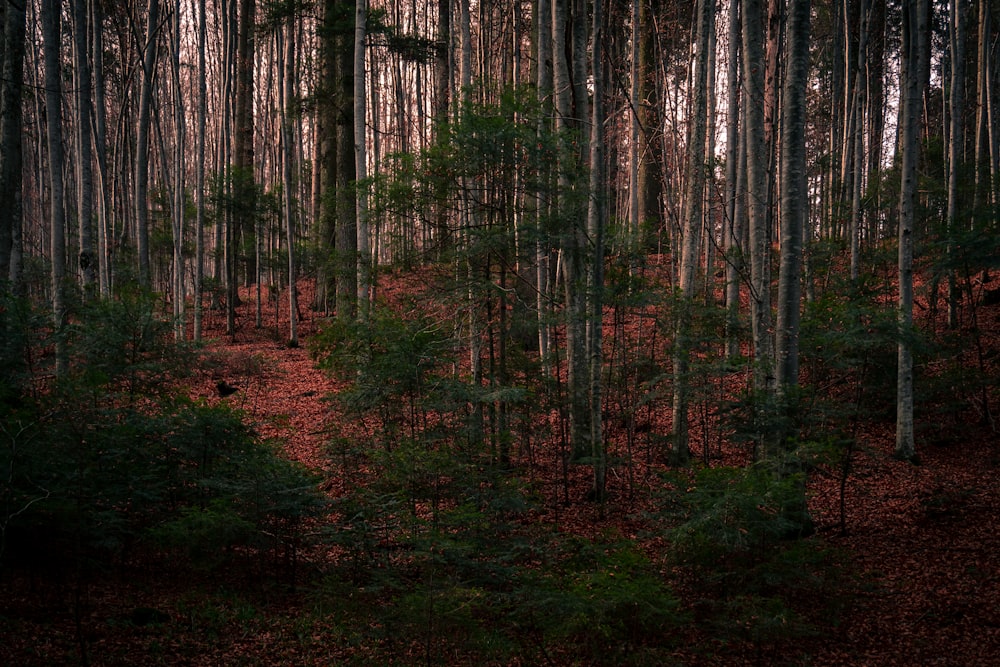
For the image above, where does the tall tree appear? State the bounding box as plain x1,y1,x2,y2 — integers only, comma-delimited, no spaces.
92,0,110,296
776,0,811,393
587,0,607,498
945,0,967,329
334,0,357,319
41,0,67,374
0,0,27,287
724,0,744,360
281,11,299,346
170,0,186,338
136,0,160,289
636,0,662,240
73,0,96,294
742,0,775,396
849,0,871,282
895,0,929,462
194,0,207,340
355,0,370,319
672,0,714,462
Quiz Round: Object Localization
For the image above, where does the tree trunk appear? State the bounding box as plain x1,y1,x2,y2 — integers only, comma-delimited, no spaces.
281,14,299,346
849,0,870,283
535,0,553,372
946,0,967,329
672,0,714,463
194,0,207,340
0,0,26,288
742,0,775,396
42,0,67,375
724,0,744,360
355,0,369,320
170,0,186,338
637,0,662,243
92,0,110,297
775,0,810,394
335,0,357,319
587,0,607,498
72,0,96,295
895,0,928,462
136,0,160,289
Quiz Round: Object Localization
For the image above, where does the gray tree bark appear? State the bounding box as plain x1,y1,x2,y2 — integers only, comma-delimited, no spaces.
742,0,775,395
895,0,929,462
776,0,811,393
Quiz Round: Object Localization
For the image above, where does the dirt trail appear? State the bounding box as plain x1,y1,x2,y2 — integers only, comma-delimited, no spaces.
199,287,340,474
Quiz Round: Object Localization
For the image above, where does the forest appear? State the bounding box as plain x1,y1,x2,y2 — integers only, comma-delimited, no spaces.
1,0,999,664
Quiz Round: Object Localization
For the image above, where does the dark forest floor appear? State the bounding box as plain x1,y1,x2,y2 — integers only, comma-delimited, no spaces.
2,269,999,666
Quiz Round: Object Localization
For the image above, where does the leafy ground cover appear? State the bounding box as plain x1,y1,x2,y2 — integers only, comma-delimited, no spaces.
2,269,999,666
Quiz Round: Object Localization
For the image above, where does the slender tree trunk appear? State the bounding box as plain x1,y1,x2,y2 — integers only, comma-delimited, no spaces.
194,0,207,340
230,0,256,335
725,0,744,360
672,0,714,463
136,0,160,289
42,0,67,375
587,0,607,498
637,0,662,242
73,0,96,295
355,0,370,319
849,0,870,283
0,0,26,288
171,0,186,338
281,15,299,346
895,0,928,462
92,0,110,297
946,0,967,329
535,0,553,372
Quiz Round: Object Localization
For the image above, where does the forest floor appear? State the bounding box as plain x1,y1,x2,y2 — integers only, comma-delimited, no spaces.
3,270,1000,666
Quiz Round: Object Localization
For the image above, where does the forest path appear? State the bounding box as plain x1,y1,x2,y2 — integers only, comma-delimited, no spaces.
199,285,343,477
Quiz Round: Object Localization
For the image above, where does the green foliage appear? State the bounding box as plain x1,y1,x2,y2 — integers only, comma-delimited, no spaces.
663,464,846,656
0,296,326,581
